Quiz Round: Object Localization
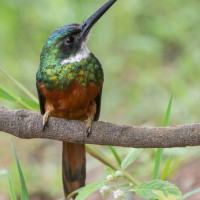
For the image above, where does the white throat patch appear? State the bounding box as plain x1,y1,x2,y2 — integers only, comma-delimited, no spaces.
60,42,90,65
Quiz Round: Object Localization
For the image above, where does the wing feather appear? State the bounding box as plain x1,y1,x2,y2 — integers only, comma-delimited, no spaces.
36,83,46,115
94,87,102,121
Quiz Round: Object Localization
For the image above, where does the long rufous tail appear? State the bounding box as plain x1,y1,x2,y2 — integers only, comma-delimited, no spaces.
62,142,86,199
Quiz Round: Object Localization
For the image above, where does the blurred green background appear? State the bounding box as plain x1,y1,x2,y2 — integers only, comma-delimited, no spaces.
1,0,200,199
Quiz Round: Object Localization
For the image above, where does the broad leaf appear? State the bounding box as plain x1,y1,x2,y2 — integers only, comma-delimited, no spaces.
133,179,182,200
68,181,103,200
121,148,143,170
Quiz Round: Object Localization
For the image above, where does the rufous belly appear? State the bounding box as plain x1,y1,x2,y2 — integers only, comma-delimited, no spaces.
38,80,102,120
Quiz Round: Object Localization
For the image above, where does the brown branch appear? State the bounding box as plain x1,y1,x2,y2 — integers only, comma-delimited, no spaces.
0,107,200,148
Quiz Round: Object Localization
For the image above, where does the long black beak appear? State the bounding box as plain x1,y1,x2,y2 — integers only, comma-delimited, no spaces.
80,0,116,38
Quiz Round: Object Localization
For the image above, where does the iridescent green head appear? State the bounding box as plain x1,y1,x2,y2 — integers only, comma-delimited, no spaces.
41,0,116,61
37,0,116,91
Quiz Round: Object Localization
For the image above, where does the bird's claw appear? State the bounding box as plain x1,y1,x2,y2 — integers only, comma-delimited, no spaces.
42,122,48,131
86,126,92,137
42,110,50,131
85,115,93,137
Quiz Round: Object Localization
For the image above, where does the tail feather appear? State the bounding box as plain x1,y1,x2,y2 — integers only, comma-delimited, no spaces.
62,142,86,199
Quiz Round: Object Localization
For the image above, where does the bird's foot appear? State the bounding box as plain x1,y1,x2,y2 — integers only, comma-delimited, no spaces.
43,110,50,131
85,115,93,137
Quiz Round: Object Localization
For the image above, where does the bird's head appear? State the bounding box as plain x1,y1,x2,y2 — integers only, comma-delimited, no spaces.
41,0,116,63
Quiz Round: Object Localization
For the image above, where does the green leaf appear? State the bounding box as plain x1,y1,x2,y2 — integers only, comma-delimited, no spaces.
10,138,29,200
153,148,164,179
163,89,174,127
0,84,39,110
8,177,17,200
20,96,39,109
68,181,103,200
104,166,114,175
182,188,200,200
121,148,143,170
108,146,122,165
153,90,173,179
0,67,38,103
0,87,15,101
161,156,172,180
133,179,182,200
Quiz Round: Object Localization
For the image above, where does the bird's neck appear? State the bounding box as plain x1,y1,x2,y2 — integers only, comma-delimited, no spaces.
61,44,90,65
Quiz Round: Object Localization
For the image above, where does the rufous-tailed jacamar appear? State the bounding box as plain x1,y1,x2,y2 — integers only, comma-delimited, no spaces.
36,0,116,199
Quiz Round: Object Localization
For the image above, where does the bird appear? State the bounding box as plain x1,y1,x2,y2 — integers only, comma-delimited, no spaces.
36,0,116,199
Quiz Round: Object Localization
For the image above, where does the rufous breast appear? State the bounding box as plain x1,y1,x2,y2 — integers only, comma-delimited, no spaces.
38,80,102,120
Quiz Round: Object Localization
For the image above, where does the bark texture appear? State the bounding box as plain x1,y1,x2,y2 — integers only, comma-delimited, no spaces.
0,107,200,148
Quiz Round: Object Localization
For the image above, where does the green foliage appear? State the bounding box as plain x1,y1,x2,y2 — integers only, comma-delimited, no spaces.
133,179,182,200
163,90,174,127
108,146,122,165
10,138,29,200
161,156,172,181
0,84,39,110
8,178,17,200
0,67,38,103
121,148,143,170
104,166,114,175
72,146,181,200
153,148,164,179
182,188,200,200
68,181,104,200
153,90,173,179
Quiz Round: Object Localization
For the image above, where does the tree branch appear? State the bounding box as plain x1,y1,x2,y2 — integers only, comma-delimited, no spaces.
0,107,200,148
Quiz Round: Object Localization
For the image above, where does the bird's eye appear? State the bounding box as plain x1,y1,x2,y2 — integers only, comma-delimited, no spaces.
65,36,75,44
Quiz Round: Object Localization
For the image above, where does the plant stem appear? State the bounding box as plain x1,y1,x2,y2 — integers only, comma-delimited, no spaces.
86,144,140,185
108,146,122,165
